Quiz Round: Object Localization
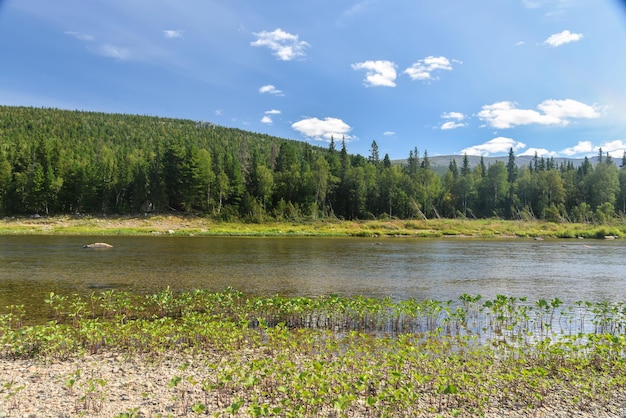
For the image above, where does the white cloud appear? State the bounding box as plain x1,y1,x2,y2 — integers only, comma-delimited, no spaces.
259,85,283,95
291,117,353,142
557,140,626,158
383,131,395,137
544,30,583,47
478,99,599,129
351,60,397,87
440,112,466,130
537,99,598,120
251,28,309,61
461,137,526,156
65,31,93,41
559,140,593,156
261,110,280,124
404,56,456,81
215,109,223,116
593,140,626,158
478,102,559,128
441,121,466,130
163,29,183,39
519,147,555,157
442,112,464,120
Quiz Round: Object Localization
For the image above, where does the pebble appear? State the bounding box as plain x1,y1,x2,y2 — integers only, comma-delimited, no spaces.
1,353,625,417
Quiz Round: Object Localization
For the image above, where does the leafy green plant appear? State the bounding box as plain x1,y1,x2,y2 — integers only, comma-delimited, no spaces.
2,380,26,410
5,290,626,416
115,407,141,418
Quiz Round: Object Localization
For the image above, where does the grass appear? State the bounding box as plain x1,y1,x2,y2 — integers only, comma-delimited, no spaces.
1,214,625,239
2,290,626,416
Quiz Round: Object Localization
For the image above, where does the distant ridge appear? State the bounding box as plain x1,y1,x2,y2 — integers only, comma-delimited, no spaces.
394,154,602,174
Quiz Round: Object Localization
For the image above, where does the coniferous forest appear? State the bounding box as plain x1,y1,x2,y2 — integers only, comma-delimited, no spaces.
0,105,625,223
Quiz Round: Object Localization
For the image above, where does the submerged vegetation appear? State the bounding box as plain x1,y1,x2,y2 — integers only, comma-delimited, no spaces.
2,289,626,416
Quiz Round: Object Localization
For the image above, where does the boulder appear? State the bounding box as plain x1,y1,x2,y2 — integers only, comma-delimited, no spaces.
83,242,113,249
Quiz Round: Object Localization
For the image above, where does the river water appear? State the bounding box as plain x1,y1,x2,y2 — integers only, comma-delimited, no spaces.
0,235,625,319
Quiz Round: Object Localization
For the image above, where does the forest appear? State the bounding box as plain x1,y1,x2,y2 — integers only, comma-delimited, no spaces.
0,105,624,223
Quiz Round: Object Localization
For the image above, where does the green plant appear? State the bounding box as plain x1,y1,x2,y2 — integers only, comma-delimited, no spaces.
5,290,626,416
115,407,141,418
2,380,26,410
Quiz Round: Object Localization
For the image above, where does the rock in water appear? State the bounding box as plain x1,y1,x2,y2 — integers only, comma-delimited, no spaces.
83,242,113,249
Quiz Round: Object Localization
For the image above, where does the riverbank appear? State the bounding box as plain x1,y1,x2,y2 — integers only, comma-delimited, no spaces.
2,291,626,417
1,214,625,238
2,350,625,418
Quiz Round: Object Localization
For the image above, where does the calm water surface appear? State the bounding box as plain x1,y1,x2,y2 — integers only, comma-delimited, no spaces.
1,235,625,319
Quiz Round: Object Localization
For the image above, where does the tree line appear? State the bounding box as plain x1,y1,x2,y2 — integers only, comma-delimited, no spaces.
1,106,625,223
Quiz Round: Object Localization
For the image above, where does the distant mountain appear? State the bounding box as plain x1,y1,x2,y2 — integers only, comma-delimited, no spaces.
394,154,601,175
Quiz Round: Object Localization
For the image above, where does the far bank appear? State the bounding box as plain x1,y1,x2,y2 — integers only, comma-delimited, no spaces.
0,215,624,239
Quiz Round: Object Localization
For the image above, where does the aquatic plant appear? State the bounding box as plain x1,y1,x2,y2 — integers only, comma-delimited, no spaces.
2,290,626,416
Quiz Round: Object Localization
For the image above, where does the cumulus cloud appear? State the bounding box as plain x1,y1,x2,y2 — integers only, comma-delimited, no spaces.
251,28,309,61
537,99,598,119
556,140,626,158
544,30,583,47
261,109,281,125
596,140,626,158
441,121,465,130
440,112,466,130
478,99,599,129
442,112,464,120
163,29,183,39
383,131,395,137
291,117,353,142
559,140,594,156
351,60,397,87
460,137,526,156
259,85,283,95
404,56,457,81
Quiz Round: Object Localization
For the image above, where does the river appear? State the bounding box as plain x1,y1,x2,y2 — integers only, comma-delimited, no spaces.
0,235,625,320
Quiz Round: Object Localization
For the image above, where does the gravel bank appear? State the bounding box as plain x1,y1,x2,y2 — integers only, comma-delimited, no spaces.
2,352,626,417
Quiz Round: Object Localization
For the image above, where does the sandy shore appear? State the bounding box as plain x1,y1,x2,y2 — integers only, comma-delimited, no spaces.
2,351,626,418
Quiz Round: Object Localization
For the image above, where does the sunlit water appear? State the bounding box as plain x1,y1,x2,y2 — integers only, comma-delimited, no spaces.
1,235,625,320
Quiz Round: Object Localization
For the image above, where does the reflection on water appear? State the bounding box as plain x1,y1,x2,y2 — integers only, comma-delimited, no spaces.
0,235,625,319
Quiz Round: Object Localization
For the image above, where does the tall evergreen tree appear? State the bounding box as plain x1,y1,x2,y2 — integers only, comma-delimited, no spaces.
368,140,380,166
506,148,517,183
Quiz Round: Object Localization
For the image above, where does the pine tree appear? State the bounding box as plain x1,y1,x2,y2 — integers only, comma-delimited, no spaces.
368,140,380,166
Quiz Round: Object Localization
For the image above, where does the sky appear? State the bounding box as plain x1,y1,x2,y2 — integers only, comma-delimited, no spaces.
2,0,626,160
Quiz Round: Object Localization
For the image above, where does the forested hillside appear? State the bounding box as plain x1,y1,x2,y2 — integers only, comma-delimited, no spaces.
0,105,624,223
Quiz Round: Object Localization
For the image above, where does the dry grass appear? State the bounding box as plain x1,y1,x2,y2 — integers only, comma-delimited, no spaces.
0,214,624,239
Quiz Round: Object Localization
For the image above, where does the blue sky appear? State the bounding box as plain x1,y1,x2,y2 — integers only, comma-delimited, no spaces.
2,0,626,160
